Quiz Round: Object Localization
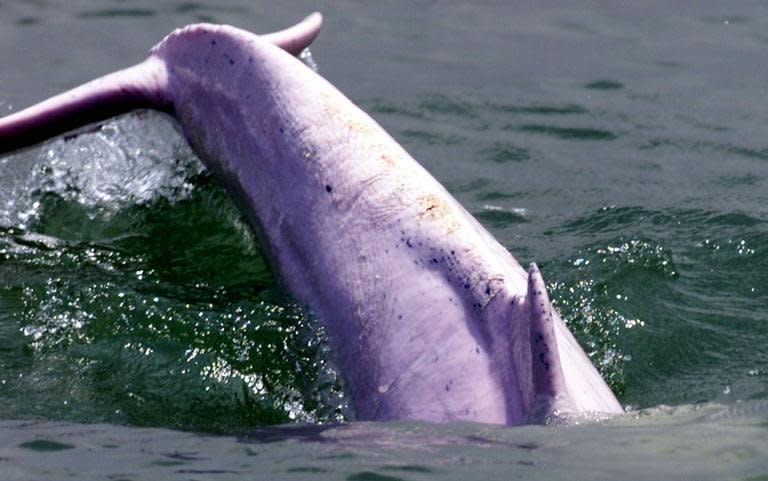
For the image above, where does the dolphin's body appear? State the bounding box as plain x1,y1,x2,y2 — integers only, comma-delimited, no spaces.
0,14,623,425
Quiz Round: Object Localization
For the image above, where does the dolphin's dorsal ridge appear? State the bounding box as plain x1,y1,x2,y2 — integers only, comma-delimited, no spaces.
526,263,572,420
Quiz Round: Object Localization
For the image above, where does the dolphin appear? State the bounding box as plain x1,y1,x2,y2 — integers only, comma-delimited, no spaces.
0,13,623,425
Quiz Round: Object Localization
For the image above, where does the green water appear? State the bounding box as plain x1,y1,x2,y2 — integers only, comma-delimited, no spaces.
0,115,348,430
1,0,768,479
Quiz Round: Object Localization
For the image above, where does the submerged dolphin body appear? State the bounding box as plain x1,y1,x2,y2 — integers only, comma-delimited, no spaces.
0,14,623,425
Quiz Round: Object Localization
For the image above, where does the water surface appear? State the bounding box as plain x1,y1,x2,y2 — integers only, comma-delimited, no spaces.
1,1,767,479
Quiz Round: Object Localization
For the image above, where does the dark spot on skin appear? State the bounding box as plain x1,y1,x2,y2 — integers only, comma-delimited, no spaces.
248,56,253,63
398,315,403,320
325,185,332,193
406,238,412,248
464,283,470,289
229,59,234,65
485,286,491,295
451,250,455,255
211,40,216,45
431,258,438,264
445,384,450,391
476,347,480,354
280,127,284,134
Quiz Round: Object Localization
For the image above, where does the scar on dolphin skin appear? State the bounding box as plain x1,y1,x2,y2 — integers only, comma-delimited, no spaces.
0,13,624,426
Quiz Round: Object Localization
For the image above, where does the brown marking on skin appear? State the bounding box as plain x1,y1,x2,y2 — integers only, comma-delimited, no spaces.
321,92,377,137
366,141,403,169
379,152,396,167
321,92,343,121
418,194,450,219
344,117,377,136
417,194,460,234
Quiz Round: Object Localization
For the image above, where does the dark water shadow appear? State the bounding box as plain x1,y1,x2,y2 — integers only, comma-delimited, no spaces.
16,16,40,26
513,124,617,141
19,439,75,451
78,8,156,19
237,423,338,444
586,80,624,90
174,2,250,14
487,103,588,115
348,472,406,481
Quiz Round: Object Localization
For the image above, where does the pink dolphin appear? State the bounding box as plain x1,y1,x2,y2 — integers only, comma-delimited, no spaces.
0,13,623,425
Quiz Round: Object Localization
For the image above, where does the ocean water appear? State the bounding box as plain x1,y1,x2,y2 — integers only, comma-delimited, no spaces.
1,1,767,479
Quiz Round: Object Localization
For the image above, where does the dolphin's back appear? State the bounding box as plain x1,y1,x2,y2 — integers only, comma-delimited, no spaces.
0,15,623,425
155,27,623,423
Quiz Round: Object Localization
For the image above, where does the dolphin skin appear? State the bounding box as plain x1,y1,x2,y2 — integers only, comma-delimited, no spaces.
0,13,623,425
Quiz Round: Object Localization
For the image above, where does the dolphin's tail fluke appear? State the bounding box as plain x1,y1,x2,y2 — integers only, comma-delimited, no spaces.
261,12,323,56
0,13,324,155
0,58,170,155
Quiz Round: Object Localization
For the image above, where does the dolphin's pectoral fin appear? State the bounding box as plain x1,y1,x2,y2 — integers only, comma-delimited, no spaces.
525,263,572,422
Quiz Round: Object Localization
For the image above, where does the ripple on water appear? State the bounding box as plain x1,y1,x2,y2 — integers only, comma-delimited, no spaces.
549,203,768,408
419,94,477,118
477,142,531,163
638,136,768,161
473,205,528,228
